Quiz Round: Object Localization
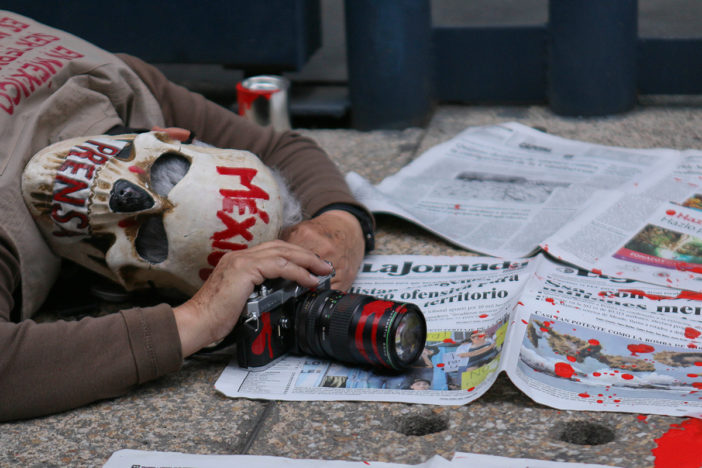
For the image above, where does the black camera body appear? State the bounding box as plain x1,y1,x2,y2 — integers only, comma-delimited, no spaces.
234,274,427,371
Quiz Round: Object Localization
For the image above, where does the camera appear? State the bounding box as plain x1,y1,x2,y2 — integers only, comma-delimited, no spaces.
233,273,427,370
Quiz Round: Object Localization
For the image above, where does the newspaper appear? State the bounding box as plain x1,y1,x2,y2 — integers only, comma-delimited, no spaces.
215,255,702,419
103,449,620,468
541,185,702,291
346,122,679,259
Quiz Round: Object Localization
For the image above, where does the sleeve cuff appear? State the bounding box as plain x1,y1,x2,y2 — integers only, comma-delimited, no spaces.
121,303,183,384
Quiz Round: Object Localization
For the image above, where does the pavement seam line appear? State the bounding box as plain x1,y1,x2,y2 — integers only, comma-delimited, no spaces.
239,401,276,454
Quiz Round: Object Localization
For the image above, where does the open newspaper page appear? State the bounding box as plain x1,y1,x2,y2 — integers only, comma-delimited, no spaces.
540,180,702,291
500,255,702,418
346,122,678,258
215,255,534,405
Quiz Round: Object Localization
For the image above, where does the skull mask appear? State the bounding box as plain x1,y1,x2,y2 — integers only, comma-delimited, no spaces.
22,131,284,295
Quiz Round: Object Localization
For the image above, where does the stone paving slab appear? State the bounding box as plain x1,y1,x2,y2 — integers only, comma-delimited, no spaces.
4,102,702,467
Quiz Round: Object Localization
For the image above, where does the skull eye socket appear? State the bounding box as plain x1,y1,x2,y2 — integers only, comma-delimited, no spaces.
150,152,191,196
109,179,155,213
135,215,168,264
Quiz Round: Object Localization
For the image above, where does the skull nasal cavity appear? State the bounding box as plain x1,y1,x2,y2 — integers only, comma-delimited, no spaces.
109,179,155,212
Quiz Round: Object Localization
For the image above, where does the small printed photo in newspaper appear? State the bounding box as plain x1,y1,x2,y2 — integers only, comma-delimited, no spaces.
517,315,702,411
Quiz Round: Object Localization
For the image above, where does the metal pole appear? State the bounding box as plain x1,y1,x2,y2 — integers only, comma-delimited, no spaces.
548,0,638,116
344,0,434,130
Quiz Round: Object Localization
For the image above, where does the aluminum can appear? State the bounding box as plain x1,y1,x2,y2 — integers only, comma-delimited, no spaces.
236,75,291,131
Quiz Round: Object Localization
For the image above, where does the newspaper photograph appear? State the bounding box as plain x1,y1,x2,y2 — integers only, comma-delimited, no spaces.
215,255,702,418
346,122,678,258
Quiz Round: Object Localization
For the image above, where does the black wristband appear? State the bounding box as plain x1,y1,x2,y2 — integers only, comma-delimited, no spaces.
314,203,375,253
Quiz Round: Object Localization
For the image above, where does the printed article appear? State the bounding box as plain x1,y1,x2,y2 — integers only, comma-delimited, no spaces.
215,255,702,418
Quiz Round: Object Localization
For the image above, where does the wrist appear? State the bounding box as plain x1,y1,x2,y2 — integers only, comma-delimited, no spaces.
314,203,375,253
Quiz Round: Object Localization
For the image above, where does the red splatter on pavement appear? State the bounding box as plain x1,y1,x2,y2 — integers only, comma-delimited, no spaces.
443,338,456,344
467,387,475,392
592,372,601,377
521,319,528,325
588,339,600,346
555,362,576,379
652,418,702,468
518,301,524,306
479,314,488,318
628,344,655,356
566,355,576,362
621,374,634,380
695,362,702,367
687,374,698,378
638,415,648,422
578,393,590,398
454,204,461,210
685,327,701,339
545,297,555,304
693,382,702,390
592,268,602,275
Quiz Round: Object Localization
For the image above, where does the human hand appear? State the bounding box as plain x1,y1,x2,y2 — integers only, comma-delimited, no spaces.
173,240,333,357
281,210,365,291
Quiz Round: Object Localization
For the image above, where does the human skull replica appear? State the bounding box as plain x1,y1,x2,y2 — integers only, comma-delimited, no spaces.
22,131,284,295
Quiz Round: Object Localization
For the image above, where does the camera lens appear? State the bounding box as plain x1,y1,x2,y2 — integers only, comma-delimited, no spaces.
294,291,427,370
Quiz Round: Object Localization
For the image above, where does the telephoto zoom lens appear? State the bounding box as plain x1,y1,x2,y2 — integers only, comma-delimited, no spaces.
294,290,427,370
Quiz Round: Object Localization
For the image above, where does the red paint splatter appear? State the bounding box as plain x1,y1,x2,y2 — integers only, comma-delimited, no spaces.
518,301,524,306
638,414,648,422
436,363,445,368
628,344,655,356
567,355,576,362
618,289,702,301
478,314,488,318
117,218,138,228
592,372,601,377
652,418,702,468
622,374,634,380
693,382,702,390
443,338,456,344
613,399,621,403
128,165,145,174
665,209,677,216
555,362,575,379
545,297,555,304
687,374,698,378
592,268,602,275
578,393,590,398
696,362,702,367
467,386,475,392
597,400,604,404
688,343,698,349
685,327,701,339
251,313,273,358
521,319,528,325
588,339,600,346
454,204,461,210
